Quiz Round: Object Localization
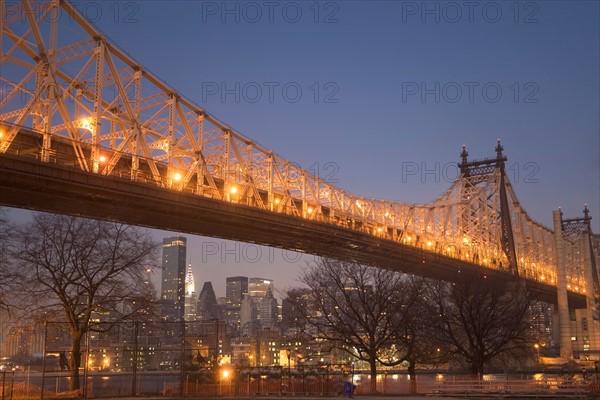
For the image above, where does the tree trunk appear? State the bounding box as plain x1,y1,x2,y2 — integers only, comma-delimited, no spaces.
369,360,377,394
69,336,82,391
408,361,417,394
471,361,484,380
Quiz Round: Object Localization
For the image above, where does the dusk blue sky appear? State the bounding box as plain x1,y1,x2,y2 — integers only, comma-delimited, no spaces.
4,1,599,298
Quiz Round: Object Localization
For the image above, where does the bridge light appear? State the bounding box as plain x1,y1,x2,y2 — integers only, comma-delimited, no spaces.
446,247,451,252
384,212,390,217
99,155,107,163
307,207,313,214
230,185,238,194
540,275,545,281
274,198,281,204
82,118,92,130
426,241,432,247
406,236,411,242
377,227,382,233
173,172,182,182
462,237,469,245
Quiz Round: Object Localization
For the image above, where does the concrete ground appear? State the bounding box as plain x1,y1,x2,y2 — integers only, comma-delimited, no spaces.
109,396,569,400
177,397,582,400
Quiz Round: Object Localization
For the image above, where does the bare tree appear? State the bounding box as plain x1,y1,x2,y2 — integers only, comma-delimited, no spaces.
388,276,448,393
426,275,538,378
297,259,423,393
9,213,158,391
0,207,17,311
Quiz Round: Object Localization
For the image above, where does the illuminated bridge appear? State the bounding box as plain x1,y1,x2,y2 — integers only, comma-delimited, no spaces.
1,0,599,347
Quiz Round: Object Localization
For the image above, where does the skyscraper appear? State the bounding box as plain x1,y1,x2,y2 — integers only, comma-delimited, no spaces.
161,236,187,321
226,276,249,307
184,264,197,321
248,278,278,330
257,288,279,329
225,276,248,331
248,278,274,298
240,294,259,336
196,282,221,320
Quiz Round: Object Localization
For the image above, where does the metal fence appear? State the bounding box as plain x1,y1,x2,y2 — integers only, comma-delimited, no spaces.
2,371,599,399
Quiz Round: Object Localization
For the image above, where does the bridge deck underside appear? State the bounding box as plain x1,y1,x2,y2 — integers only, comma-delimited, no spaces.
0,132,584,308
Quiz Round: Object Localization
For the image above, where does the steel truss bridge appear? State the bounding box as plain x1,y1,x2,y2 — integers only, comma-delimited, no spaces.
1,0,598,309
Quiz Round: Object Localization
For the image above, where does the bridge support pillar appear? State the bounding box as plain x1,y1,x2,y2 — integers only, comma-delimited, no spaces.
553,210,572,359
582,229,600,356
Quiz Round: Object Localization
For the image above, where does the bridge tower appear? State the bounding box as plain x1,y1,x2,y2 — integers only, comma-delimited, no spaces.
557,206,600,360
458,140,518,275
553,210,573,359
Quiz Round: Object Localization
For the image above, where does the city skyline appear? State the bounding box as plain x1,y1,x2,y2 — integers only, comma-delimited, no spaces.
154,249,291,301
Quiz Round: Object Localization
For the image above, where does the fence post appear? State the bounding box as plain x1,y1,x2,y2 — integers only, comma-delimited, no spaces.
180,320,186,396
9,370,14,400
83,330,90,398
41,321,48,400
131,320,139,397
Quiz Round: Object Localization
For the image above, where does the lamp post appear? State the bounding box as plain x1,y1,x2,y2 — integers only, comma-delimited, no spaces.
534,344,540,362
286,349,291,393
299,358,305,394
